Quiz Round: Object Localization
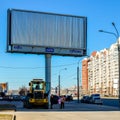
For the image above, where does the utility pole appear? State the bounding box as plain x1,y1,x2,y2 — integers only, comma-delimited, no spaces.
77,59,83,103
58,68,67,96
77,64,80,103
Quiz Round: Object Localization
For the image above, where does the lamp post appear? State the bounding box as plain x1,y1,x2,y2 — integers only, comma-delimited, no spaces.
58,68,67,96
77,56,89,103
99,22,120,107
77,59,82,103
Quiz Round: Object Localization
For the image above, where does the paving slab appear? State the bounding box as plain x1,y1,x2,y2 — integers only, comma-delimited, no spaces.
0,114,15,120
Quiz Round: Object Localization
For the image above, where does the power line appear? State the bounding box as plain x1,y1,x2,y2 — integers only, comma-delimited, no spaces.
0,66,44,69
0,62,77,69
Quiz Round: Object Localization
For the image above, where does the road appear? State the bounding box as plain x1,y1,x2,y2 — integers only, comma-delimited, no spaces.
0,100,120,120
102,98,119,107
0,99,120,111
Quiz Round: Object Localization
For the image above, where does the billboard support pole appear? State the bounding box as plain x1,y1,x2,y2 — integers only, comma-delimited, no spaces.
77,66,79,103
45,54,51,109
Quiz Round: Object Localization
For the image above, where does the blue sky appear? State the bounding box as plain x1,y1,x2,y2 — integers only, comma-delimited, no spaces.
0,0,120,90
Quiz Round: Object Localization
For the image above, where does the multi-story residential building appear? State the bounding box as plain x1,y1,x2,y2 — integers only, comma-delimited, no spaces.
82,41,119,97
81,58,89,95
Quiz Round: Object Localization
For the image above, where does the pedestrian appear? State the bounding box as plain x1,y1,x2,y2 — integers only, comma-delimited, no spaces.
50,94,54,109
58,96,61,108
60,96,65,109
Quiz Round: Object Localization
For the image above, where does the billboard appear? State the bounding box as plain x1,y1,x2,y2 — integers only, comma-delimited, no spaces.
0,83,8,92
7,9,87,56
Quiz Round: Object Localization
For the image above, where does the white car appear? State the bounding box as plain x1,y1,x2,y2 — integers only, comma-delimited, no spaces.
89,94,103,105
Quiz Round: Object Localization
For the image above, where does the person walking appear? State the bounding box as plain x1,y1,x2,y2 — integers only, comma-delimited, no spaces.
58,96,61,108
60,96,65,109
50,94,54,109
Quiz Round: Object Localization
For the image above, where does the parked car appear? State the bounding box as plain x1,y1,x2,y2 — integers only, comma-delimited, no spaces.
89,94,103,105
52,95,59,104
12,95,21,101
81,95,90,103
65,95,73,101
20,95,26,101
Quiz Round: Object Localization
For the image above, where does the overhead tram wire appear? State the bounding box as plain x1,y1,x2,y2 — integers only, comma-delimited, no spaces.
0,62,77,69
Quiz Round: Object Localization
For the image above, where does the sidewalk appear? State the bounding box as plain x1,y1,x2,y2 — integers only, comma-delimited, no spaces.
0,113,16,120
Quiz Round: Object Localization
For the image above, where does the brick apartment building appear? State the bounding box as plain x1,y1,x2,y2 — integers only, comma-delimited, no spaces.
81,58,89,95
82,40,119,97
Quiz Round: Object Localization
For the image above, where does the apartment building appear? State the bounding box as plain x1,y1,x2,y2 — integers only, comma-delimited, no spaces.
81,58,89,95
82,41,119,97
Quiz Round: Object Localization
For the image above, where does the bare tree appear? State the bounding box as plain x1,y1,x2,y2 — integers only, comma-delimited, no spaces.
19,86,28,96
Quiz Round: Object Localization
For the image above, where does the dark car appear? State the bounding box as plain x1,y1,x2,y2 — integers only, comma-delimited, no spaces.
65,95,73,101
81,95,90,103
52,95,59,104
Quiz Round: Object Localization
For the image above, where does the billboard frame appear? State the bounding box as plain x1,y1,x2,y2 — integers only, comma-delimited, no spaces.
7,9,87,57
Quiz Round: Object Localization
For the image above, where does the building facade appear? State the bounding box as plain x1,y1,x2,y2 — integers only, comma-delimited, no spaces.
81,58,89,95
82,40,119,97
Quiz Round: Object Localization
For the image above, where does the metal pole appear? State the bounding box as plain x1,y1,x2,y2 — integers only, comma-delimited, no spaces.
112,23,120,107
99,25,120,107
99,30,118,39
118,38,120,107
45,54,51,109
112,22,119,37
77,66,79,103
58,74,60,96
58,68,67,97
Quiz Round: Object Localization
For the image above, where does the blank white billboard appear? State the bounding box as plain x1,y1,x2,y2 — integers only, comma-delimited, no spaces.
7,9,87,56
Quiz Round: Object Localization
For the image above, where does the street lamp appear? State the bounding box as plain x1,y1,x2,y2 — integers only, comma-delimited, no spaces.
98,30,118,39
77,56,89,103
112,22,119,38
99,22,120,107
77,59,83,103
58,68,67,96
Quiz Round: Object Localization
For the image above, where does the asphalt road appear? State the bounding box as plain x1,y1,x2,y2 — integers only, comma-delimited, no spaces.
18,100,120,111
102,98,119,107
0,99,120,111
0,100,120,120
